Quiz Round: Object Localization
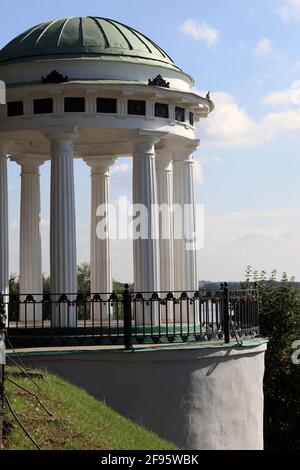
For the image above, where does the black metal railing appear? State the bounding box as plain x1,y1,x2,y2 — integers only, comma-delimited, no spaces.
0,284,260,349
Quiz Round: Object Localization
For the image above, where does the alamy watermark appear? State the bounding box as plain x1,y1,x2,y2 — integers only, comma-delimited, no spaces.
95,197,205,251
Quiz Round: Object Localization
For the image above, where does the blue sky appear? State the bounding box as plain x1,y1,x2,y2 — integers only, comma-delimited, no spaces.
1,0,300,282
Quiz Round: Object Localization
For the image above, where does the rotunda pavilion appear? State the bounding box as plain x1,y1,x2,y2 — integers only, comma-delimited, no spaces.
0,17,213,326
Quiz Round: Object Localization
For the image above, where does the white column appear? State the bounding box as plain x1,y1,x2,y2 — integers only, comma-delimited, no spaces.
173,142,199,292
16,157,44,323
133,134,163,325
156,149,174,293
85,157,115,321
132,135,161,295
0,143,9,319
44,131,78,327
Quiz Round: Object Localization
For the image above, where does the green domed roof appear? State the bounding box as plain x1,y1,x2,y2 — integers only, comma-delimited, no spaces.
0,16,175,66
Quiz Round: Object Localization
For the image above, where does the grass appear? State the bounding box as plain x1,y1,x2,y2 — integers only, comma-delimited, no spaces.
2,367,177,450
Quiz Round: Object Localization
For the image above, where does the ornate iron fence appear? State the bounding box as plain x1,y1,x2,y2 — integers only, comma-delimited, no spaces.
1,283,260,349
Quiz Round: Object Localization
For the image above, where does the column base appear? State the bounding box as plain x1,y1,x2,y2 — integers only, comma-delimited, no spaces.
51,301,77,328
19,297,42,324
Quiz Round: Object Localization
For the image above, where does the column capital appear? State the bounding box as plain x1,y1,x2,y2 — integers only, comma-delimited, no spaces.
41,126,79,142
41,126,79,153
155,147,173,172
84,156,117,175
133,130,168,155
11,154,46,173
172,139,200,162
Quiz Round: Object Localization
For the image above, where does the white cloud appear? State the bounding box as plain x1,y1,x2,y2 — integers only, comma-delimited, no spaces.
193,160,204,184
254,38,281,58
200,88,300,147
198,208,300,281
239,228,292,242
110,162,130,175
276,0,300,22
262,107,300,134
199,156,222,164
180,19,219,47
263,80,300,107
200,92,260,147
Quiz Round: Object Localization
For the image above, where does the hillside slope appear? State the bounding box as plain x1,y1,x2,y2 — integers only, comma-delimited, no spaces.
3,367,177,450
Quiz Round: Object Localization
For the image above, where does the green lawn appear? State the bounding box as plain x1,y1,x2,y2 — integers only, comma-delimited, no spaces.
3,367,177,450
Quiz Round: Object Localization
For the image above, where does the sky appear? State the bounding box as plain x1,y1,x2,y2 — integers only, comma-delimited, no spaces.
1,0,300,282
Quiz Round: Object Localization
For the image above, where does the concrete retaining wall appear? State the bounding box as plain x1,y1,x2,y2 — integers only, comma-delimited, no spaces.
17,340,267,450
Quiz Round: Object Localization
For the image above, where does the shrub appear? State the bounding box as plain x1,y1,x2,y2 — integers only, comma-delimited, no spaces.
244,267,300,449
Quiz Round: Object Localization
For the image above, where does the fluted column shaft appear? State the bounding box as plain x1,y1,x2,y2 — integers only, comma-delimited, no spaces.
156,150,174,293
50,138,77,294
92,168,111,294
86,158,115,295
86,157,115,322
49,136,77,327
0,144,9,311
132,138,160,293
19,161,43,294
17,158,43,322
173,144,199,292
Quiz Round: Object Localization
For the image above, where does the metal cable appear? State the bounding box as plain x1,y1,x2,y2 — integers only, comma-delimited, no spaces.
4,395,41,450
6,337,29,372
6,377,53,417
6,356,41,390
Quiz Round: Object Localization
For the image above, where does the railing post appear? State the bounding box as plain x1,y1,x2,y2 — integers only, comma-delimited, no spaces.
254,281,260,332
123,284,133,351
0,301,6,447
223,282,230,344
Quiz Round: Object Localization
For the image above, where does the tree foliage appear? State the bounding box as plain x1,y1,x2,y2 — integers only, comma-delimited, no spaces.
77,262,91,293
244,266,300,449
7,263,127,321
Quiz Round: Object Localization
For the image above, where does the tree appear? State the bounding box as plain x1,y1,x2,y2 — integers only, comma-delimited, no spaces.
8,274,19,321
77,262,91,293
244,266,300,449
7,264,127,321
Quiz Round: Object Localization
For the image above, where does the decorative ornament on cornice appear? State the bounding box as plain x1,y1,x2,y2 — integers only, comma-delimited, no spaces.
41,70,68,84
148,74,170,88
